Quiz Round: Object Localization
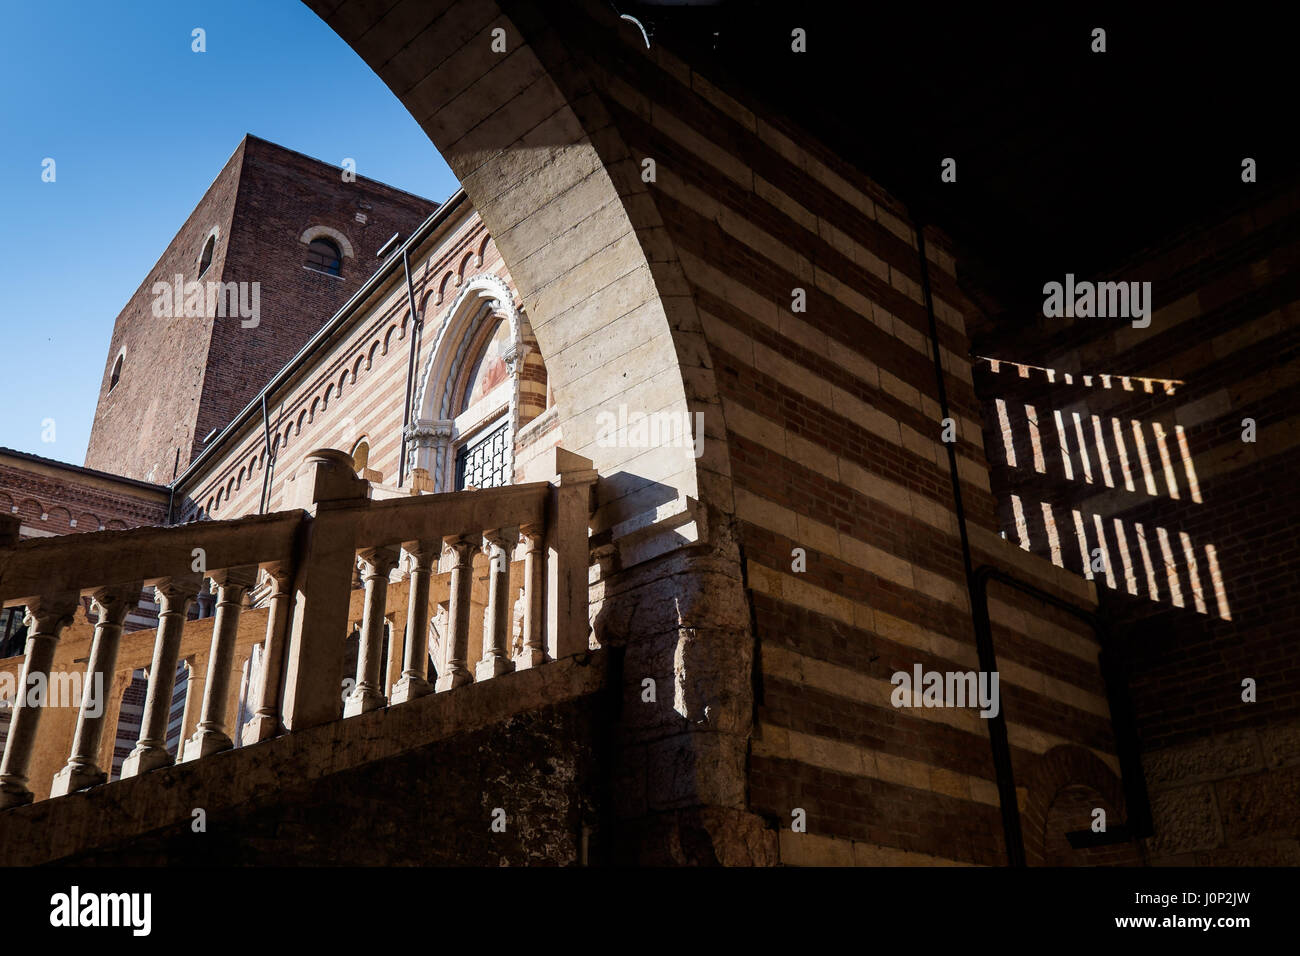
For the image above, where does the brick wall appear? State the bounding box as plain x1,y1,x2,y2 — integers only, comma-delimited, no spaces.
85,136,436,483
540,5,1131,866
976,179,1300,863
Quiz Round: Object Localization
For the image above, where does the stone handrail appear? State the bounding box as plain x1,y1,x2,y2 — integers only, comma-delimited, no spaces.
0,446,596,810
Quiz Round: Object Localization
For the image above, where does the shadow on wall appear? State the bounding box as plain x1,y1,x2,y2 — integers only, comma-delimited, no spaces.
980,357,1231,623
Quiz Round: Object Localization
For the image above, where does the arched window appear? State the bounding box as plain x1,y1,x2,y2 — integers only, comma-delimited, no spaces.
109,353,124,391
351,438,370,473
198,234,216,278
409,275,541,494
305,238,342,276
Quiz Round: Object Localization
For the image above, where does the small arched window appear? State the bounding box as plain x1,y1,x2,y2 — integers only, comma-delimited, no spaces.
351,438,370,473
109,353,124,391
198,234,216,278
306,238,342,276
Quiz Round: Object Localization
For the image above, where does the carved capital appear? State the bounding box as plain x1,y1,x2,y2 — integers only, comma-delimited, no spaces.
405,418,454,449
357,546,400,581
89,583,143,626
503,341,533,376
443,534,478,565
21,592,82,635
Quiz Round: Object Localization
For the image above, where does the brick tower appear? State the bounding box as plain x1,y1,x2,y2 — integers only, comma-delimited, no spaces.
85,135,437,483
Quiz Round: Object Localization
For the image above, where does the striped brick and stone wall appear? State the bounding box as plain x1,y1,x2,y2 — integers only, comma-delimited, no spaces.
308,0,1141,865
976,180,1300,864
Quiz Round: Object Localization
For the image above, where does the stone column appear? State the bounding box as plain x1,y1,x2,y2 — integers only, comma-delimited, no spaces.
344,547,399,716
0,592,80,809
476,529,515,681
50,584,140,795
182,569,252,761
242,563,294,743
195,589,215,619
435,535,477,691
515,523,546,670
121,577,198,777
390,540,435,704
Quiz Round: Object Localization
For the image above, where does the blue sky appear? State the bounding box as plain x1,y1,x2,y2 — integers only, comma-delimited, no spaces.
0,0,458,467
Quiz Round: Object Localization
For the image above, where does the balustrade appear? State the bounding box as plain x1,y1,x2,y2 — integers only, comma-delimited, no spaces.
0,446,595,808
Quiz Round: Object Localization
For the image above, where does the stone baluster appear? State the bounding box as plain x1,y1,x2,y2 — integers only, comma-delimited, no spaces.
476,529,515,681
50,584,141,795
241,562,294,743
344,547,399,716
390,540,435,704
435,535,477,691
515,523,546,670
182,568,254,761
0,592,81,809
121,577,200,777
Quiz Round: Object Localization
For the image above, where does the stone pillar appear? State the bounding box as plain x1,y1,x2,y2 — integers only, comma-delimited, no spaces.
174,657,199,755
121,577,199,777
241,563,293,743
390,540,435,704
182,569,252,761
545,449,598,660
476,529,515,681
50,584,141,795
515,523,546,670
280,449,368,732
0,592,80,809
344,547,399,716
195,589,215,619
435,535,477,691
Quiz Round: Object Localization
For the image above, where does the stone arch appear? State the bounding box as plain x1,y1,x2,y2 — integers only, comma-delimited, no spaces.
309,0,756,862
298,224,355,260
435,272,454,307
457,251,475,283
1020,744,1132,866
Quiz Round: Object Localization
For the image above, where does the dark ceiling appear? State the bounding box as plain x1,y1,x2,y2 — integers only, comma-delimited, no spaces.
612,1,1298,343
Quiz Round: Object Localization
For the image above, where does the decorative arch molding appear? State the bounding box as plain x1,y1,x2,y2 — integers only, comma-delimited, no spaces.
407,273,527,490
298,225,355,259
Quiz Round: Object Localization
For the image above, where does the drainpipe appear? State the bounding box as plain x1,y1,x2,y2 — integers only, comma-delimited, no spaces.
398,247,423,487
972,566,1153,840
913,220,1025,865
912,221,1153,864
259,394,274,515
